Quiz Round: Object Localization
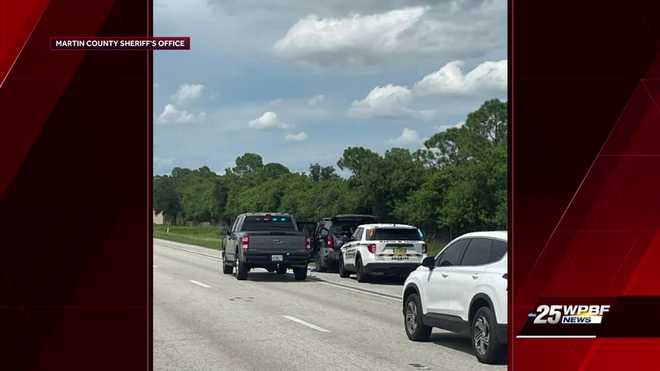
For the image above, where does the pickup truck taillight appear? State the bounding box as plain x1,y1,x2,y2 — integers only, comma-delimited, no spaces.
326,235,334,249
305,238,311,249
367,244,377,253
241,236,249,250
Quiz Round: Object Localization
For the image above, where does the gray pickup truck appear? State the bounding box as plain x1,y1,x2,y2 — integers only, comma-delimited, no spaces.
222,212,311,280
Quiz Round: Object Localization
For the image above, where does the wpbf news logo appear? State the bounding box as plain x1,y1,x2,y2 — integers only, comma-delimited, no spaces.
529,304,610,324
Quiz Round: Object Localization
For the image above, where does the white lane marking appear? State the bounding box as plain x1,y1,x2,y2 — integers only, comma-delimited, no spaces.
189,280,211,288
318,282,402,303
282,315,330,333
516,335,596,339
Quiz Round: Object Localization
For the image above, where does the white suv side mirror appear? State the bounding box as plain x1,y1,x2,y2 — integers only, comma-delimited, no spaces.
421,256,435,269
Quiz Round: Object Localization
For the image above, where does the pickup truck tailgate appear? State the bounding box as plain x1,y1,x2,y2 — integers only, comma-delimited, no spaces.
247,232,306,253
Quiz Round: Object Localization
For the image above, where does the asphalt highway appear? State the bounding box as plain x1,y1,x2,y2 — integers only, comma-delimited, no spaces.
154,239,507,371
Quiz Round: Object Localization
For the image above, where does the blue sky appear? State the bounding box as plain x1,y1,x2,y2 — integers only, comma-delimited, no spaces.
154,0,507,175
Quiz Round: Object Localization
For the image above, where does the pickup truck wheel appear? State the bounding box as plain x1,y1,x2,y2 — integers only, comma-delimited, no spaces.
276,266,287,275
222,259,233,274
355,256,369,283
316,253,327,272
472,306,505,364
236,260,249,280
293,266,308,281
338,255,350,278
404,293,432,341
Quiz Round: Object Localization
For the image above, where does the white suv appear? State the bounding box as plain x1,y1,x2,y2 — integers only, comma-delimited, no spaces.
338,224,427,281
402,231,507,364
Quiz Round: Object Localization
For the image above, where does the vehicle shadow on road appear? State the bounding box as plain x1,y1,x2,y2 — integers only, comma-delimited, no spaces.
430,332,508,365
348,275,406,286
242,271,306,282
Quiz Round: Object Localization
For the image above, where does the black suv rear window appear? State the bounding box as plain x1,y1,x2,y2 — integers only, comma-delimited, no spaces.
330,221,362,236
241,215,296,231
367,228,422,241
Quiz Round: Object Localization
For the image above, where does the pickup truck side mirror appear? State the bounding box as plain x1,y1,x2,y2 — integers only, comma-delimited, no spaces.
422,256,435,269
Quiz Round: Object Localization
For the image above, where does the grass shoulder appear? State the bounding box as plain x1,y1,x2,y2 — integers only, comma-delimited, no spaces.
153,224,222,250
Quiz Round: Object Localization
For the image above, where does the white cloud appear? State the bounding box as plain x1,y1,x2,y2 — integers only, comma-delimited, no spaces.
272,2,506,68
351,59,506,120
388,128,422,146
285,131,308,141
248,111,290,129
308,94,325,106
155,1,506,173
273,7,427,67
157,83,208,125
158,104,206,124
349,84,433,120
414,60,507,96
172,83,205,105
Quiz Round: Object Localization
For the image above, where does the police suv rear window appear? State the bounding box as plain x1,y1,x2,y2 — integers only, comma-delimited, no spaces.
367,228,423,241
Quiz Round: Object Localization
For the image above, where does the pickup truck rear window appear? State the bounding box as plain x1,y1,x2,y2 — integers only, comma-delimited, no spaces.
240,215,296,232
367,228,423,241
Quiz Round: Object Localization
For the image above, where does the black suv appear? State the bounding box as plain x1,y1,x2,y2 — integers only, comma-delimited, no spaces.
312,214,379,272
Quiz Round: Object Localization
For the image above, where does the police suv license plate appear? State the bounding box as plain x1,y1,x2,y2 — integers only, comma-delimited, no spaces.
271,255,283,262
394,247,406,257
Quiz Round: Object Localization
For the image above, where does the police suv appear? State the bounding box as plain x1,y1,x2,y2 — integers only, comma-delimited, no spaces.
338,223,427,281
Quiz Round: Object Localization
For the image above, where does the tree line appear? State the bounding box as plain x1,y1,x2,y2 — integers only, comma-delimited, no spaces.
154,99,507,240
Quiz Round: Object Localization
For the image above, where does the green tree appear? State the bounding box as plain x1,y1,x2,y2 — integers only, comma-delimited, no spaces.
338,147,388,216
261,163,290,179
309,163,321,182
421,99,508,234
382,148,427,213
309,163,337,182
320,166,338,181
464,99,508,147
232,153,264,176
153,98,508,238
422,99,507,168
172,167,222,223
153,175,181,223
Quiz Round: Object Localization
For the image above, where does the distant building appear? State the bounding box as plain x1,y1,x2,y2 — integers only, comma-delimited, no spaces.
153,209,164,225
